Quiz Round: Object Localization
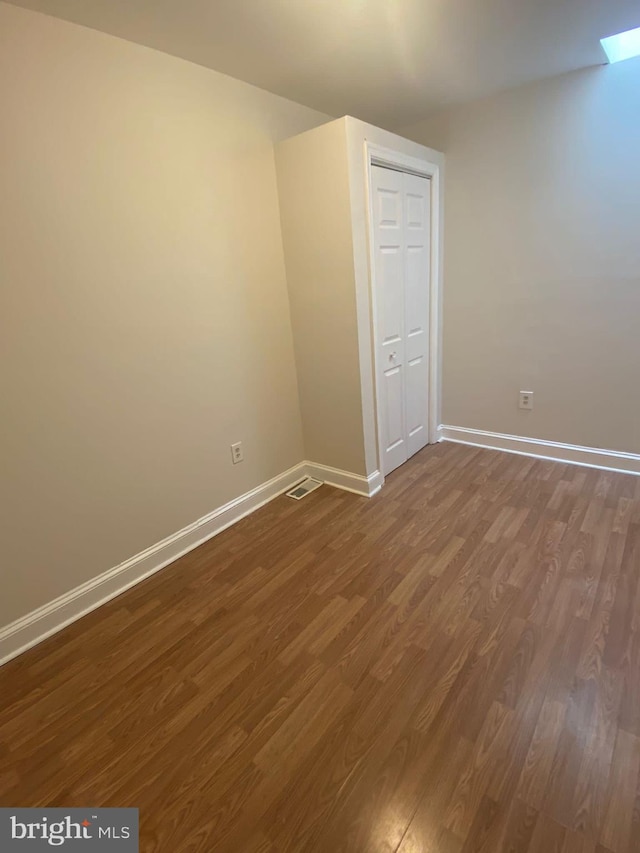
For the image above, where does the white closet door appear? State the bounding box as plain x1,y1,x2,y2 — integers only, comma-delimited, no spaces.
371,165,431,476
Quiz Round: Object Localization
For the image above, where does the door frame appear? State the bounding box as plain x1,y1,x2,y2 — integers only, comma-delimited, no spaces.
364,142,443,481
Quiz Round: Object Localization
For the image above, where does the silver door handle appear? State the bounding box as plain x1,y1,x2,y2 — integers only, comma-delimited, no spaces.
389,352,397,361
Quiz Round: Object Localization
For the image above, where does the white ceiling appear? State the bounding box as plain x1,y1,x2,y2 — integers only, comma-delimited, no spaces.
7,0,640,127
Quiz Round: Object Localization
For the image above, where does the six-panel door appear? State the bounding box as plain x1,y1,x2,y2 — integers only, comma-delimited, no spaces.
371,165,431,476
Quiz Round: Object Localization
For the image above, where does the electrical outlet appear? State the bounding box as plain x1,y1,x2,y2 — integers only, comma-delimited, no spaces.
231,442,243,464
519,391,534,411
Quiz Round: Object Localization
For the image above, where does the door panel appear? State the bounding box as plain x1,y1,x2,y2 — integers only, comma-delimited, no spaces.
372,166,407,474
404,173,431,457
384,364,405,454
379,247,404,348
372,164,431,475
406,354,429,456
378,187,402,228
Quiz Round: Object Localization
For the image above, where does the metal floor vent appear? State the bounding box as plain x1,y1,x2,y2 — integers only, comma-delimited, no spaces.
286,477,323,500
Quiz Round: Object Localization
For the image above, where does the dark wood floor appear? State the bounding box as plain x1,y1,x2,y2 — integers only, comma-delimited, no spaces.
2,443,640,852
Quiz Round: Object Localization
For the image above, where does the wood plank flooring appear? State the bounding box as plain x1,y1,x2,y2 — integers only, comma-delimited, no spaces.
2,442,640,852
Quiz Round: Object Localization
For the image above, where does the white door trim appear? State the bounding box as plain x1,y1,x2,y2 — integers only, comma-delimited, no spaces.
364,142,443,482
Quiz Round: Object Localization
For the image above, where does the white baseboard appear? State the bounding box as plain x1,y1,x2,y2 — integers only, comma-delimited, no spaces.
0,462,309,667
304,461,383,497
0,459,381,666
439,425,640,476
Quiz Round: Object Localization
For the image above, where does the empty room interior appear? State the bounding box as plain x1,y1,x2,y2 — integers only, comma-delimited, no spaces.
2,0,640,850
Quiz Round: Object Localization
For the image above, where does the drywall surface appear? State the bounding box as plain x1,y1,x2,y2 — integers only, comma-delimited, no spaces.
401,60,640,453
0,1,331,627
276,119,367,474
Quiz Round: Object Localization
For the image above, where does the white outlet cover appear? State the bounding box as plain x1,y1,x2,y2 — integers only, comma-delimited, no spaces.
519,391,534,410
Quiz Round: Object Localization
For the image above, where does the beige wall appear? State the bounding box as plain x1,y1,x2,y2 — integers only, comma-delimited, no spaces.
0,2,331,628
275,119,367,474
400,60,640,454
